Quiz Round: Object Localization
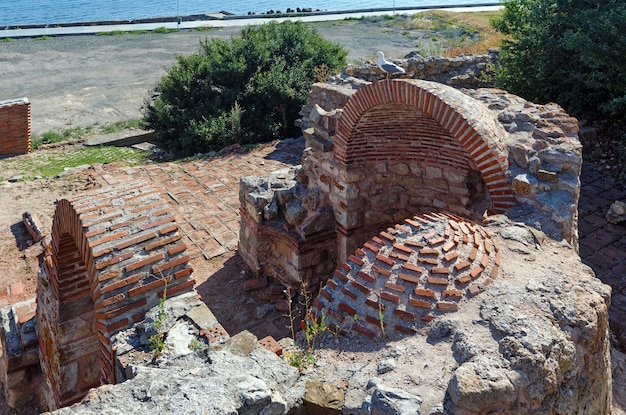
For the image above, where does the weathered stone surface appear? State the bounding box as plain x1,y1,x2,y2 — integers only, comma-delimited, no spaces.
363,378,423,415
606,200,626,224
304,380,344,413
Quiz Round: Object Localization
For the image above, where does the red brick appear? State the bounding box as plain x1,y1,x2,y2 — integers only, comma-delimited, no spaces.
327,279,338,289
404,240,424,248
128,278,167,297
167,243,187,257
428,237,445,246
341,287,358,300
351,280,371,294
144,234,182,251
357,271,375,283
353,324,376,339
444,252,459,262
97,292,126,309
372,265,392,277
454,261,471,271
159,224,179,235
442,289,462,298
379,231,396,242
341,262,352,272
338,302,357,317
393,243,413,254
431,267,450,275
420,248,439,256
327,308,345,323
394,309,416,321
365,298,384,311
102,274,142,294
409,298,431,309
384,282,406,293
125,253,165,273
468,285,482,296
427,276,449,285
390,252,409,261
480,254,489,268
320,288,334,302
402,263,425,274
398,273,421,284
166,279,196,298
456,273,471,284
394,324,416,335
334,269,349,283
366,314,385,327
116,231,158,250
413,288,435,298
470,267,483,279
348,254,364,266
437,301,459,311
152,254,190,275
364,242,380,254
138,216,175,231
88,231,129,248
421,315,436,323
375,254,394,266
380,291,401,304
174,266,193,280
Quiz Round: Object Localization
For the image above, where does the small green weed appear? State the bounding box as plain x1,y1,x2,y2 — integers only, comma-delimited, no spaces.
0,38,16,42
284,284,328,372
153,26,178,34
149,284,167,356
34,36,52,41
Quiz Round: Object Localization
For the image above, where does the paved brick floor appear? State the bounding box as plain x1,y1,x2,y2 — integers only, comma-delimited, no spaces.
92,140,625,349
579,161,626,348
92,139,304,261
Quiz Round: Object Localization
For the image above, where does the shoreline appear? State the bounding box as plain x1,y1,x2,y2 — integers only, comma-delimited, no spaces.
0,3,500,38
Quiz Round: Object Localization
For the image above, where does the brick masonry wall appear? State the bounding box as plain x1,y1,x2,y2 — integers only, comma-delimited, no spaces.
241,77,581,293
312,212,500,338
0,98,31,156
36,181,195,411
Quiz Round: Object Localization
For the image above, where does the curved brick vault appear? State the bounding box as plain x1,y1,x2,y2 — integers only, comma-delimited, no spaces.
312,212,500,338
37,181,195,410
334,79,516,213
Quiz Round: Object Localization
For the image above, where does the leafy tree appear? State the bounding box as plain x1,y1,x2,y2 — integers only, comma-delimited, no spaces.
492,0,626,123
144,21,347,156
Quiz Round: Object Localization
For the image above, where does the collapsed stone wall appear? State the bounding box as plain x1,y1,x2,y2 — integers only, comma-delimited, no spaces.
0,98,31,156
342,50,498,88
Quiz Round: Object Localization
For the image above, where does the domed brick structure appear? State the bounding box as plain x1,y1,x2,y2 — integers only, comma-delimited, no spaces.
36,181,195,410
312,212,500,338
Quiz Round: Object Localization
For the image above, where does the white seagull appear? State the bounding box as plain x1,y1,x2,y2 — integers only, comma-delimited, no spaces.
377,51,406,80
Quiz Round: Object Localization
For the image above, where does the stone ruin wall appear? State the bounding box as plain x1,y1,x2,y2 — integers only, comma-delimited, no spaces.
0,98,31,156
240,77,581,290
0,181,196,411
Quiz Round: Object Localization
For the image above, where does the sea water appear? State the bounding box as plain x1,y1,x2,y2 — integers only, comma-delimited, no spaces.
1,0,494,26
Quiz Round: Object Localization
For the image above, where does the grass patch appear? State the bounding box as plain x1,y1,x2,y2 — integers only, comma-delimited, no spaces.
338,10,503,57
31,119,146,149
97,27,175,36
153,26,178,34
7,146,151,179
34,36,53,40
0,38,16,42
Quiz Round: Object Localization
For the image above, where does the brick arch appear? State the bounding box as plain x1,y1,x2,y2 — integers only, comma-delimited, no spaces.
334,79,515,212
37,181,195,410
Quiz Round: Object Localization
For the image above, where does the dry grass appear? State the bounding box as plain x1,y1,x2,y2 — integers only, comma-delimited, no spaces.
421,10,505,57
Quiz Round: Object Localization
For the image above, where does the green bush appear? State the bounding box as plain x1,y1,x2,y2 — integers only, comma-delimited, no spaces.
144,21,347,156
492,0,626,124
